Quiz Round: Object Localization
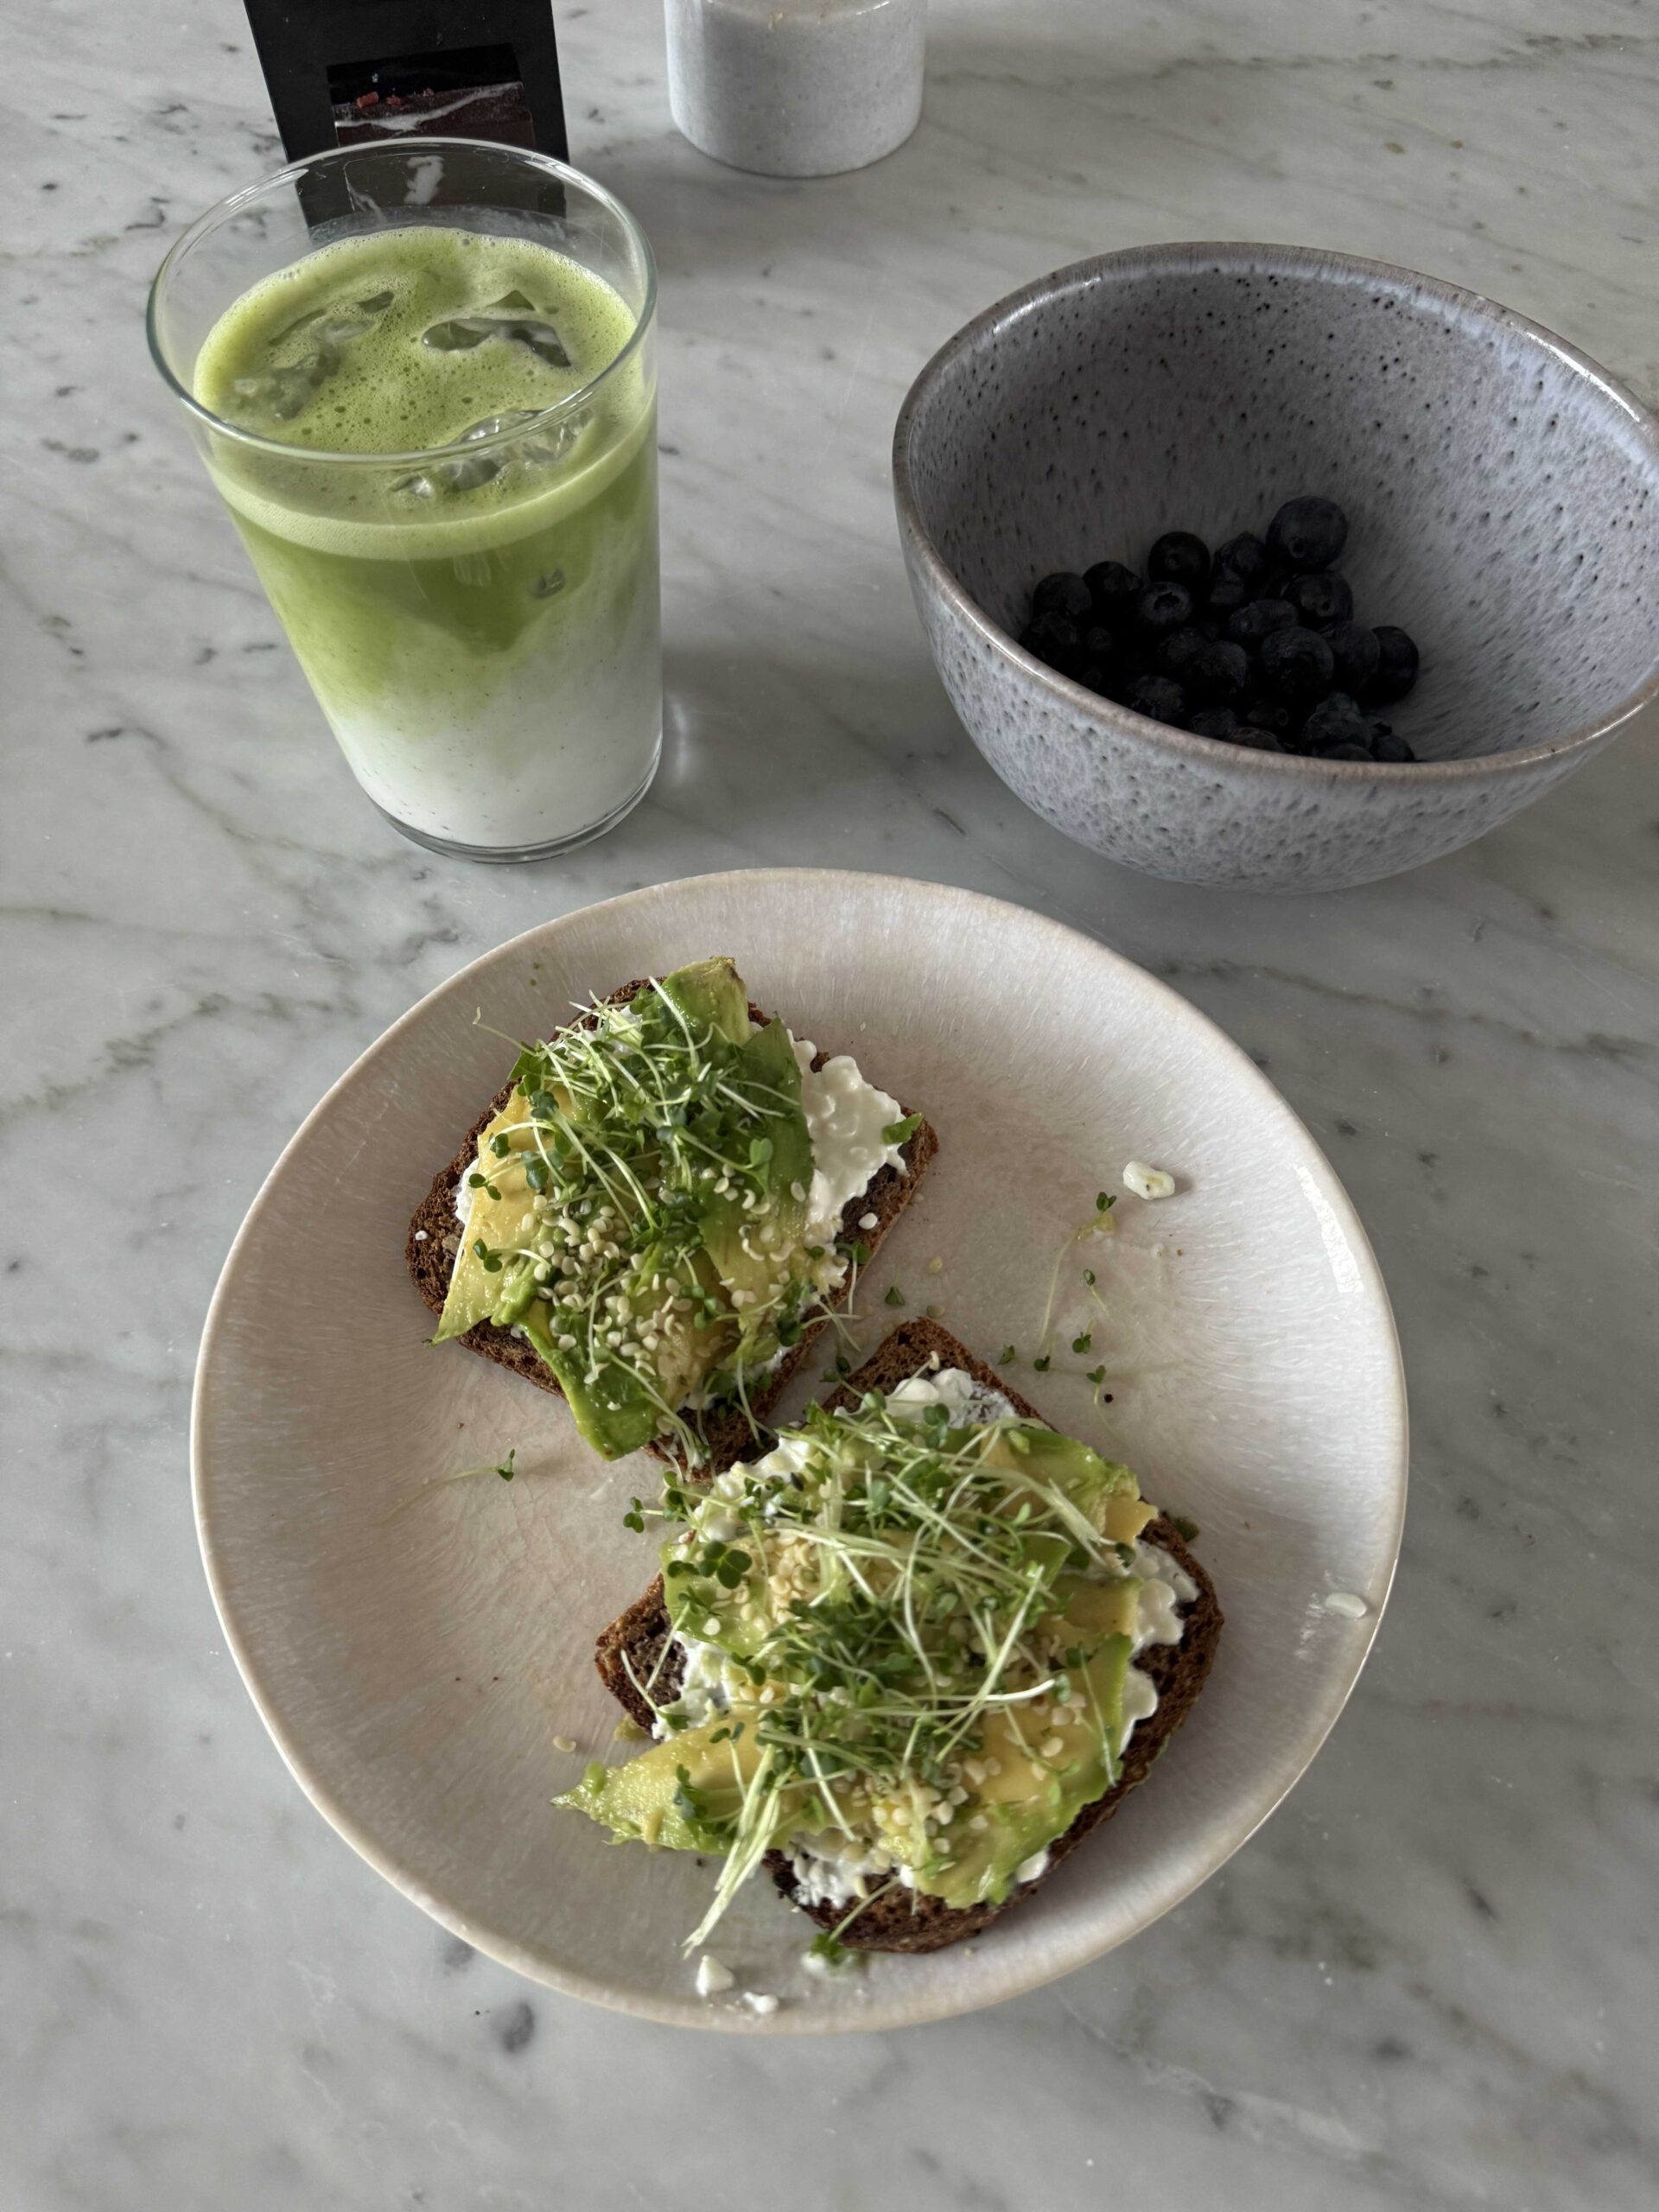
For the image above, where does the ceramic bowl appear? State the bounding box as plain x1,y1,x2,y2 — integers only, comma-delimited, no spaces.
893,244,1659,893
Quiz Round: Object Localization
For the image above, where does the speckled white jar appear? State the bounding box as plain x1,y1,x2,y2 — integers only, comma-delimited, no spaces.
664,0,925,178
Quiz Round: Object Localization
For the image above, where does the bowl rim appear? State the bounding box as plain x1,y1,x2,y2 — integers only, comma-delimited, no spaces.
892,239,1659,782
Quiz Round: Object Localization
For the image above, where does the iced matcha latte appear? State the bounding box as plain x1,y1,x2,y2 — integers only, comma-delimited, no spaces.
150,147,660,858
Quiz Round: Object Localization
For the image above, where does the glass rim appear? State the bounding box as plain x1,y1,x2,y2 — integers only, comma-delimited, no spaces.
146,138,658,469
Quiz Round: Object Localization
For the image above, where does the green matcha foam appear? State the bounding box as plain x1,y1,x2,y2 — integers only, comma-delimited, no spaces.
194,230,648,560
196,227,634,454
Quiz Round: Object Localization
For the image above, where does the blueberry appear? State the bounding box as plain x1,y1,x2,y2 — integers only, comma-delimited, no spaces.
1283,570,1354,632
1323,742,1373,761
1230,723,1286,753
1256,623,1335,701
1327,619,1382,693
1211,532,1271,596
1300,692,1371,754
1158,626,1209,677
1124,673,1187,726
1371,728,1416,763
1242,696,1293,738
1021,613,1084,672
1134,582,1194,637
1205,573,1249,620
1085,560,1143,617
1370,625,1421,702
1032,571,1094,624
1267,496,1349,571
1256,558,1292,600
1186,705,1240,741
1185,639,1250,703
1226,597,1298,652
1105,643,1154,694
1147,531,1211,593
1081,623,1120,668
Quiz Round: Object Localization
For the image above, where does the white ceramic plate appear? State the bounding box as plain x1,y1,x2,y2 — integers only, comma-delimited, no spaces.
194,869,1406,2032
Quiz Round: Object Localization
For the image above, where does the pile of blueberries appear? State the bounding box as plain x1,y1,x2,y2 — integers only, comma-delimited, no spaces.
1020,497,1421,760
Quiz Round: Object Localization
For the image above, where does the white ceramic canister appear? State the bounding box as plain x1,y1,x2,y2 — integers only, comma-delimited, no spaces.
664,0,926,178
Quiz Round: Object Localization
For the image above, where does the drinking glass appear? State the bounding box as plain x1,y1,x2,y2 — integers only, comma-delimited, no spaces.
149,142,660,861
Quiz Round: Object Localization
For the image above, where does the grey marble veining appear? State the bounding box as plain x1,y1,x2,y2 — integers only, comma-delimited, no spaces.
3,2,1656,2207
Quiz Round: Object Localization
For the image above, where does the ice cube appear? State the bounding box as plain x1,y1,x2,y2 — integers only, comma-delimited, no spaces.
228,308,380,423
422,309,569,369
391,410,532,497
390,408,588,499
231,358,327,421
523,414,588,467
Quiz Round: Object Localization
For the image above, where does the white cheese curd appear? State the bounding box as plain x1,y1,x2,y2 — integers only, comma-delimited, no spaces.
717,1433,814,1496
1122,1160,1177,1201
1116,1544,1197,1754
1014,1848,1050,1885
1324,1590,1370,1619
1131,1543,1197,1647
742,1992,780,2016
653,1635,747,1735
1110,1548,1203,1751
792,1038,907,1248
784,1830,898,1909
887,1367,1015,1424
694,1954,735,1997
1117,1664,1160,1753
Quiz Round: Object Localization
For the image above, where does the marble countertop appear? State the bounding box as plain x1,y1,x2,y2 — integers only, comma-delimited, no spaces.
4,1,1657,2204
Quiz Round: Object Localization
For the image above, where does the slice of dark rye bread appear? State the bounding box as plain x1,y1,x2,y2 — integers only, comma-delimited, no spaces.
593,1318,1224,1955
405,979,938,1473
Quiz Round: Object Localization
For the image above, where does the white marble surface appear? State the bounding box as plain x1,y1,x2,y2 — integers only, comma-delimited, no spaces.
3,1,1657,2204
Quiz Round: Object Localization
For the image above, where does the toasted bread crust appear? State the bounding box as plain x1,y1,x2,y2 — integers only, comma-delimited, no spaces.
591,1320,1223,1955
405,979,936,1474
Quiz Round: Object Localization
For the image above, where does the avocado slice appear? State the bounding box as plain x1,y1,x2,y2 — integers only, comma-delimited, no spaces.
655,955,752,1046
432,957,823,1459
696,1017,814,1348
918,1630,1134,1910
434,1095,541,1344
980,1422,1135,1503
556,1705,802,1855
519,1303,664,1460
432,1093,665,1459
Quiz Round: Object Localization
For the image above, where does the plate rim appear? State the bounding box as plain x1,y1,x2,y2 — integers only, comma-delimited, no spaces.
192,866,1408,2033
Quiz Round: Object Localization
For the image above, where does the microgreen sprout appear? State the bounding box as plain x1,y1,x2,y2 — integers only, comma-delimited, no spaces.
467,977,847,1463
376,1444,520,1522
657,1395,1135,1948
1034,1193,1119,1360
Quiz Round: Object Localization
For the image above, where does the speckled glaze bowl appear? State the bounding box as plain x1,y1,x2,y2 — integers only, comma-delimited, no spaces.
893,245,1659,893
